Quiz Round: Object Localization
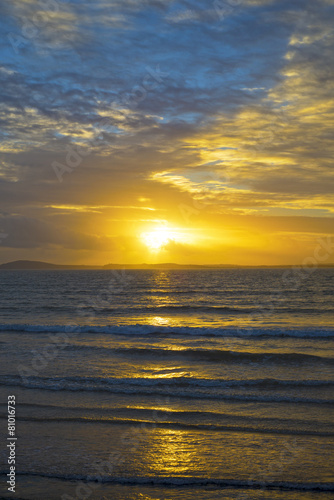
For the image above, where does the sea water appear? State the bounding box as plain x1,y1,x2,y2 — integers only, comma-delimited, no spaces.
0,269,333,499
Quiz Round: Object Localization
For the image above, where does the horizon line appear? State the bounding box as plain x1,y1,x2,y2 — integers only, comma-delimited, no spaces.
1,259,334,269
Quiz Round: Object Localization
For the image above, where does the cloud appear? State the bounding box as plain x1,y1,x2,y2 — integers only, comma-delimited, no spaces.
0,0,333,263
0,213,124,251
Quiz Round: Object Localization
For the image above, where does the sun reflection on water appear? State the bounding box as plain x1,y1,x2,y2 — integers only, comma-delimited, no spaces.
144,429,195,476
151,316,171,326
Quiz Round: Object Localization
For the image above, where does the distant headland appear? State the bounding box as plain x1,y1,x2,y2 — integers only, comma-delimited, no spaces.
0,260,101,270
0,260,334,270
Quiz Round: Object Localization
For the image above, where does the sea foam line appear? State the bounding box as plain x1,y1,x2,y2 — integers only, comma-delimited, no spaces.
1,377,333,404
2,415,332,437
0,323,334,338
0,472,333,491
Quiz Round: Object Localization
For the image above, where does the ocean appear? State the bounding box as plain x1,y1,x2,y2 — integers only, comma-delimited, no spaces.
0,268,333,499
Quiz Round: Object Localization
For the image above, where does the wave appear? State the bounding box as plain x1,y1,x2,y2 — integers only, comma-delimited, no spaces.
131,288,329,296
16,304,334,315
4,415,332,436
1,472,333,491
2,373,333,389
62,345,334,365
1,323,334,338
9,402,334,432
1,375,333,404
92,305,255,314
10,401,333,423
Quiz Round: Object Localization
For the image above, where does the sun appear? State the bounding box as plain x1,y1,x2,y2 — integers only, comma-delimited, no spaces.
141,227,175,251
140,226,189,252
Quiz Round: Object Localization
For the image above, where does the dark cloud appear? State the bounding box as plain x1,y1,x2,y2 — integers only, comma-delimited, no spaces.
0,214,122,251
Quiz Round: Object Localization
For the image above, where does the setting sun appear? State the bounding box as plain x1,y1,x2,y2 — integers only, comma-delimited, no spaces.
140,225,191,251
141,228,173,250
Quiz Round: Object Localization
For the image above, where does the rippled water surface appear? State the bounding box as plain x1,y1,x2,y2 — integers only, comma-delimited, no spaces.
0,269,333,499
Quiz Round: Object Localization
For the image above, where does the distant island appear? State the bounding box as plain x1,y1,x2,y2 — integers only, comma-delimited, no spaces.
0,260,101,270
0,260,334,270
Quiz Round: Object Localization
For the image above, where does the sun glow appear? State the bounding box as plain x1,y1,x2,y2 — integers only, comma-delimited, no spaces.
141,225,189,251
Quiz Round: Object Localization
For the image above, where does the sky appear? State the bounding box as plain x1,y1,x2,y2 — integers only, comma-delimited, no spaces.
0,0,333,265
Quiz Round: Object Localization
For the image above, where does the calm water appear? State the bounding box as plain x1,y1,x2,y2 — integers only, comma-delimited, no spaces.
0,269,333,499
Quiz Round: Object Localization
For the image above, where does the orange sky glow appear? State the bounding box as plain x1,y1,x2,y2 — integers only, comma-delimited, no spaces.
0,0,333,266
